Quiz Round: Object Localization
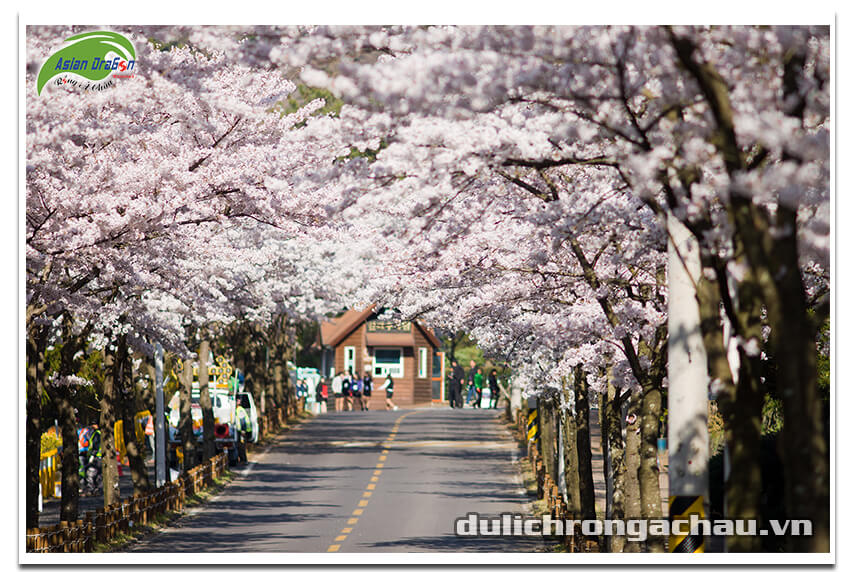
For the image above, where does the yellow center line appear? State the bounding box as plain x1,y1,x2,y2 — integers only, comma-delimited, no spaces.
327,410,422,553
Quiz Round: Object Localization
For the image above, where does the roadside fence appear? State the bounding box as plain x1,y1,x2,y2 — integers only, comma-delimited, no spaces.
26,452,227,553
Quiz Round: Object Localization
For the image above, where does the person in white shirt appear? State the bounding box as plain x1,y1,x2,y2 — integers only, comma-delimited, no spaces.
381,374,397,411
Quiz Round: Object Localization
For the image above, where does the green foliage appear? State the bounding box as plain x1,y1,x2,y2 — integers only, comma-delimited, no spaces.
817,318,830,396
761,393,784,436
275,84,344,123
38,343,102,425
453,344,484,370
78,350,105,386
335,139,388,163
148,37,189,52
708,401,726,455
295,321,321,369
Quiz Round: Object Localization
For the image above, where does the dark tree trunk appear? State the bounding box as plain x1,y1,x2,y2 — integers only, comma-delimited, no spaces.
697,267,764,551
26,326,48,529
100,342,121,507
56,318,91,522
603,385,628,553
180,358,196,470
671,31,828,553
273,357,285,410
638,381,664,552
767,210,828,553
539,399,557,482
624,392,642,553
198,340,216,460
118,346,151,495
562,405,581,519
56,388,80,522
269,356,281,413
573,366,596,521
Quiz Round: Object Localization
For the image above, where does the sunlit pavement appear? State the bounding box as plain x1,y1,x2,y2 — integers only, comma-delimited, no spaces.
129,407,547,553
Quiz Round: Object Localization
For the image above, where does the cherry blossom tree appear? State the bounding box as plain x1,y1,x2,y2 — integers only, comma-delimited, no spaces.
25,25,353,525
25,25,830,553
275,24,829,552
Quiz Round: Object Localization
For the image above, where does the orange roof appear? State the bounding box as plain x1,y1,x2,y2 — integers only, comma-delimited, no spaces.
319,305,441,349
414,322,441,348
320,306,377,347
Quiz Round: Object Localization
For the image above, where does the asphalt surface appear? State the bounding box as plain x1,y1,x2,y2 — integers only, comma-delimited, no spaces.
128,407,546,553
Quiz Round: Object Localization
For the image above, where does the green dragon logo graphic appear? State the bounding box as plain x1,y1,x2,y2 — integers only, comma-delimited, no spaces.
37,31,136,95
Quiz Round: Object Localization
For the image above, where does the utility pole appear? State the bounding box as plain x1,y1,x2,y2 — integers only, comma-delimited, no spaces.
667,214,709,553
154,343,166,487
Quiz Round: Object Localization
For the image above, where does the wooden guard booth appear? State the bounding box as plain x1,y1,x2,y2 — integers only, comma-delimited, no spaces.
319,307,442,409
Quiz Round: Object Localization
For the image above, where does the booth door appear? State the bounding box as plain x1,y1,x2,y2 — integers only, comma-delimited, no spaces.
430,352,445,402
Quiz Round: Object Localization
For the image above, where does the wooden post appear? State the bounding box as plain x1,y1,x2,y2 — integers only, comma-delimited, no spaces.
124,499,131,533
75,519,83,552
85,512,94,552
95,508,105,543
59,521,68,553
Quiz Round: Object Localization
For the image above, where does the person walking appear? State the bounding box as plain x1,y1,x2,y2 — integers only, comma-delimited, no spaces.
333,373,343,412
144,413,155,456
472,367,484,408
449,360,465,408
488,369,500,409
342,373,353,411
351,373,362,412
362,371,373,411
381,373,397,410
78,424,103,496
352,374,365,411
465,360,477,406
235,402,251,464
316,379,329,414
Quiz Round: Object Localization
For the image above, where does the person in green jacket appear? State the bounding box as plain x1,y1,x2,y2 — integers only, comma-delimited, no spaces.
472,368,484,408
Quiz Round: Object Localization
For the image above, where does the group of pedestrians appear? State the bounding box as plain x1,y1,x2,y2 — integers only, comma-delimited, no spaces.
77,424,104,496
448,359,501,409
296,378,331,414
332,370,397,411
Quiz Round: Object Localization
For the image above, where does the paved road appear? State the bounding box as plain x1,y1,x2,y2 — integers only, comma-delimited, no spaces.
129,407,546,553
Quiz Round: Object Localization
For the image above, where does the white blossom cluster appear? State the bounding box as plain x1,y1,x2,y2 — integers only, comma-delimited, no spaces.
26,26,829,403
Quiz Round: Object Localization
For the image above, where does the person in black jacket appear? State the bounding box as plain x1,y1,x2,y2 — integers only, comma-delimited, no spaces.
342,373,353,411
362,372,373,410
382,373,396,410
449,360,465,408
488,369,500,409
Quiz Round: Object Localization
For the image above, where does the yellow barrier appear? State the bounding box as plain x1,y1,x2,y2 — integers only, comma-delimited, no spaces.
39,449,61,499
39,410,152,489
114,410,151,461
